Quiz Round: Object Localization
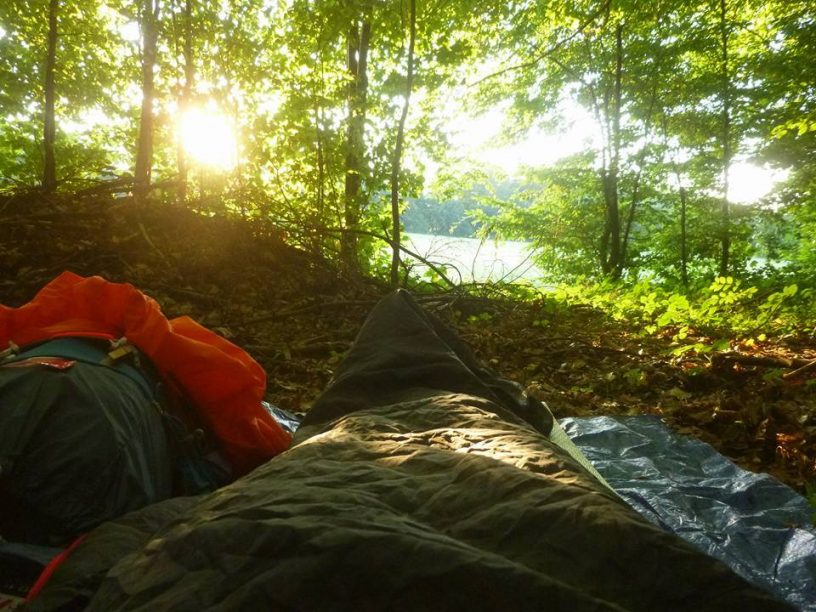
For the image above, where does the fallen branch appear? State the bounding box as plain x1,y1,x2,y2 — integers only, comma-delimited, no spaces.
782,357,816,380
540,341,635,358
245,340,351,359
711,351,815,375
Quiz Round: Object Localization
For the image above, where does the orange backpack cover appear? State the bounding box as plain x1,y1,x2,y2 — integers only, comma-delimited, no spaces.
0,272,291,474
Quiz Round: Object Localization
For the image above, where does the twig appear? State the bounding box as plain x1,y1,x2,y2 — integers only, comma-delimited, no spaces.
540,340,634,357
292,340,351,357
711,352,814,375
138,221,171,266
154,284,225,306
244,340,351,359
274,218,457,288
782,357,816,380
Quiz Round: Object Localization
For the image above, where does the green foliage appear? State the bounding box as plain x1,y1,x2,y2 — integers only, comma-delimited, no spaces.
0,0,136,187
403,197,480,237
461,155,603,280
550,277,811,354
0,0,814,290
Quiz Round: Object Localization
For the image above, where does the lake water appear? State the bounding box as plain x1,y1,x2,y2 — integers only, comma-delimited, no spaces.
400,236,791,285
403,233,543,284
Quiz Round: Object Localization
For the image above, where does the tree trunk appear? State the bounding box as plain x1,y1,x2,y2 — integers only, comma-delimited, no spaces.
314,101,325,244
134,0,160,202
176,0,193,204
679,184,689,286
603,22,624,277
42,0,58,192
618,64,660,277
341,17,371,273
389,0,416,288
718,0,732,277
662,114,691,288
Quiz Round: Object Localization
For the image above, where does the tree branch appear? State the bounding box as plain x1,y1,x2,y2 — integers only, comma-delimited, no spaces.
469,0,611,87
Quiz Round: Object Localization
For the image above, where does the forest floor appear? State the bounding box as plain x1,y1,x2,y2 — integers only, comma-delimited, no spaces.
2,191,815,494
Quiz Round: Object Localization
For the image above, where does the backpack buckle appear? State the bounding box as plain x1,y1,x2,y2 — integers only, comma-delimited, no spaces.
103,337,137,366
0,341,20,364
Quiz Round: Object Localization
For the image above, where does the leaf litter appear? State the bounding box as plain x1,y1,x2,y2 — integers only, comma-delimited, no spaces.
1,192,814,494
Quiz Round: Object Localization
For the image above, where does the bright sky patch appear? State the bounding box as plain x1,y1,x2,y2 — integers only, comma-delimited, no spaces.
179,106,238,171
728,161,788,204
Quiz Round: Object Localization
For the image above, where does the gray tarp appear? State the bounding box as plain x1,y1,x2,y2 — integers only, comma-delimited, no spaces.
562,416,816,611
29,291,792,611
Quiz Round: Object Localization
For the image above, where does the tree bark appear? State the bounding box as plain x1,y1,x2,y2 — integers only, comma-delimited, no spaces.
42,0,58,192
718,0,732,277
602,22,624,277
341,16,371,274
134,0,160,202
389,0,416,288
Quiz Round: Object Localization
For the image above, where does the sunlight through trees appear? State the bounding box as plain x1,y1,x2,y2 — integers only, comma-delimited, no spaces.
0,0,813,286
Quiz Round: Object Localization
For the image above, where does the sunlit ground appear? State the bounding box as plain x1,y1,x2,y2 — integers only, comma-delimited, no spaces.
179,106,238,171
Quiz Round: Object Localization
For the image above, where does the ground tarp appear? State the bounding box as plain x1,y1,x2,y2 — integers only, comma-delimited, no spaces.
562,415,816,611
29,290,792,611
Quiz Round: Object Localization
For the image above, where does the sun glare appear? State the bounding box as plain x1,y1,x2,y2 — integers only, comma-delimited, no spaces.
447,94,602,177
179,107,238,171
728,162,788,205
450,106,788,205
118,21,141,44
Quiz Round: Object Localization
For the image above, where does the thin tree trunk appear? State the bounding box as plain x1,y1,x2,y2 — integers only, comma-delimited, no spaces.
597,117,610,274
389,0,416,288
550,53,613,275
176,0,193,204
619,36,662,276
342,22,359,269
597,70,612,274
604,22,624,277
342,17,371,273
134,0,160,202
314,103,325,210
718,0,732,276
314,97,325,253
311,55,330,254
42,0,58,192
661,114,691,287
679,184,689,286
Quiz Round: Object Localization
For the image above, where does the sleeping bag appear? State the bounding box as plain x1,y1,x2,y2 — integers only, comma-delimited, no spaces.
27,290,792,610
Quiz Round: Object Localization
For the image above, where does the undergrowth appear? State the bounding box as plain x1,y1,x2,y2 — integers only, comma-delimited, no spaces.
545,277,813,355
